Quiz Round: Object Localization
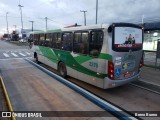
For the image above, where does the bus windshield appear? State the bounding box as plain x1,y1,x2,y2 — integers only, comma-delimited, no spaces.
113,26,143,52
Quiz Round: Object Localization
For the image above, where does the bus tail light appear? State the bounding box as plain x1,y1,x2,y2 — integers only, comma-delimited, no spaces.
139,58,143,68
108,61,114,80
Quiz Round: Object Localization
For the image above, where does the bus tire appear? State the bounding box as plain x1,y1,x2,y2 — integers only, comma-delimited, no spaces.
58,62,67,78
34,52,37,58
34,53,39,64
35,56,39,64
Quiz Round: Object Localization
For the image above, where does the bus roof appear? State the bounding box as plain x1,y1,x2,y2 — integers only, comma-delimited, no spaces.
47,29,62,33
62,24,110,31
31,24,110,34
32,30,45,34
30,23,142,35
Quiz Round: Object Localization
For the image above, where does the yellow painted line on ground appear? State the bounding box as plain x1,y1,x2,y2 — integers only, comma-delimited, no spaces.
0,76,16,120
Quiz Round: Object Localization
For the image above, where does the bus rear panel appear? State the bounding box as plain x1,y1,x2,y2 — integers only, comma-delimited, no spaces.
104,23,143,88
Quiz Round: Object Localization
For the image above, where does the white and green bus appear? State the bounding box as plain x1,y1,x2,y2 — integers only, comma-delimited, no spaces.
29,23,143,89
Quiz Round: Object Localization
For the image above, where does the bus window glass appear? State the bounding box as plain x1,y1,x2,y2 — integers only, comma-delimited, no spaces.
34,34,40,45
56,33,61,49
73,32,88,54
89,31,103,56
114,27,142,51
52,33,57,48
81,32,88,54
39,34,45,46
75,33,81,42
29,34,33,42
62,32,73,51
73,32,81,53
45,33,52,47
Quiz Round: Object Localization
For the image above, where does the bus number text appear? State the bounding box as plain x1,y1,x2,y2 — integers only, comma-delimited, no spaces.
89,62,98,68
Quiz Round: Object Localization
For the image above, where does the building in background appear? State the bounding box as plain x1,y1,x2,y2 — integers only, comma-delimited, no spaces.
21,29,41,39
143,22,160,51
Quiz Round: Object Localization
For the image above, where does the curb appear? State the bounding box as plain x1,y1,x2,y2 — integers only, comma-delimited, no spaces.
25,58,139,120
0,76,16,120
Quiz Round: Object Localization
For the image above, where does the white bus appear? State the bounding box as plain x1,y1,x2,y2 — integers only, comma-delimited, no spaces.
29,23,143,89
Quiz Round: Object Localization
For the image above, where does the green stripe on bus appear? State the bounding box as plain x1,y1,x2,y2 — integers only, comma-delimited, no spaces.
39,46,58,63
74,55,93,64
62,53,107,79
74,53,112,64
47,29,62,33
38,47,107,79
99,53,112,61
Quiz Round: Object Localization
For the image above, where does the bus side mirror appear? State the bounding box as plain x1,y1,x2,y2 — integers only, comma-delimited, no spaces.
108,26,112,33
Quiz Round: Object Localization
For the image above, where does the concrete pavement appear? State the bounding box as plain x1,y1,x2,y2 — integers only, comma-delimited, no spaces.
0,58,118,120
144,52,160,66
140,66,160,86
142,51,160,86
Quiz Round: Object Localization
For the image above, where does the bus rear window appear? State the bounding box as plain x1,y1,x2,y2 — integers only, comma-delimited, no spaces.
113,26,143,51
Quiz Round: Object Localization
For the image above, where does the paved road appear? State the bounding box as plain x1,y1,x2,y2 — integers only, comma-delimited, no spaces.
0,40,29,50
0,49,31,59
0,41,31,59
144,52,160,66
0,56,118,120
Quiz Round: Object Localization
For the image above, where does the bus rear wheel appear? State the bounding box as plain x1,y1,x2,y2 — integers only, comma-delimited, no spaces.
58,62,67,78
35,56,39,63
34,53,39,64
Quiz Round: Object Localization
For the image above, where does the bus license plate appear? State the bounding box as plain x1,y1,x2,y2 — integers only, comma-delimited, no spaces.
124,72,131,78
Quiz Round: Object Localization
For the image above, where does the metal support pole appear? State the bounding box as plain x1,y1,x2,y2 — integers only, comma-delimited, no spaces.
96,0,98,24
29,21,34,31
6,12,9,36
142,15,144,24
45,17,48,30
18,4,24,33
80,10,87,26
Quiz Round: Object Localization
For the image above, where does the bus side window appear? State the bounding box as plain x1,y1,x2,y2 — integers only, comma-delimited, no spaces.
89,31,103,57
45,33,52,47
34,34,40,45
73,31,88,54
73,32,81,53
56,33,61,49
52,33,57,49
33,34,36,45
29,34,33,42
62,32,73,51
81,32,88,54
39,34,45,46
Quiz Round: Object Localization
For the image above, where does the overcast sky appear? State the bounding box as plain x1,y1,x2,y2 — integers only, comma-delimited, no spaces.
0,0,160,34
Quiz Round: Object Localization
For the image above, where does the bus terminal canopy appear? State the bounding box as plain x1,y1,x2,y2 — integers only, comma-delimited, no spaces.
143,22,160,31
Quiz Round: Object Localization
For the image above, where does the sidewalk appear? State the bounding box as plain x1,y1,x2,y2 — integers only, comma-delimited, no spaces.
144,52,160,66
141,51,160,86
140,66,160,86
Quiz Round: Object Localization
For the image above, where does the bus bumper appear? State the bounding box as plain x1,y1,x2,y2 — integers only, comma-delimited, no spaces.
104,70,141,89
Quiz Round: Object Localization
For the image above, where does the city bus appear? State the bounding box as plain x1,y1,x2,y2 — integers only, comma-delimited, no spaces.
29,23,143,89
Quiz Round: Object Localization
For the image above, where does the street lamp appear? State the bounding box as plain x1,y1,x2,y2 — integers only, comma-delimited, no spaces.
96,0,98,24
18,4,24,33
45,17,48,31
29,21,34,31
6,12,9,36
142,15,144,24
80,10,87,26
